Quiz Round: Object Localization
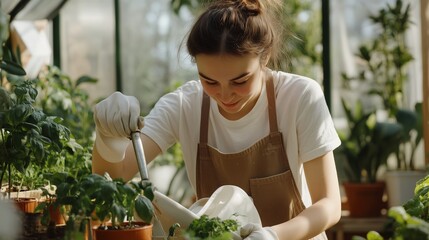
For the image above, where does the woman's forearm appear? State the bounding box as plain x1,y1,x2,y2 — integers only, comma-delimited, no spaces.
272,196,341,240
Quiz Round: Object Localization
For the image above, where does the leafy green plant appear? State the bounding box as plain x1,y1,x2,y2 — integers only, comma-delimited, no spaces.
337,99,403,183
0,75,71,197
355,174,429,240
33,65,96,187
0,9,74,197
181,215,239,240
38,172,155,239
342,0,413,117
35,65,97,148
393,103,423,170
340,0,424,175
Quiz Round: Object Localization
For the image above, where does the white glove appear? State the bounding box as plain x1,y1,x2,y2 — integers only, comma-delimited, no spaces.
240,223,278,240
94,91,143,162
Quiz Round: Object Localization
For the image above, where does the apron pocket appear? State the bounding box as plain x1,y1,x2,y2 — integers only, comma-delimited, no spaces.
250,170,306,226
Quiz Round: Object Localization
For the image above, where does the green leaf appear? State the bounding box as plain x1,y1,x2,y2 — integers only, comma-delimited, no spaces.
75,76,97,87
135,195,154,223
366,230,384,240
396,109,417,133
358,45,371,61
41,121,61,144
31,139,45,160
9,104,33,124
416,175,429,189
144,185,155,202
121,184,137,197
100,182,118,196
112,203,127,224
27,110,46,124
0,59,26,76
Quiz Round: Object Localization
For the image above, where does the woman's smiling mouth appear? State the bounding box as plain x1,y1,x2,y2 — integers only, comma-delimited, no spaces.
220,100,239,109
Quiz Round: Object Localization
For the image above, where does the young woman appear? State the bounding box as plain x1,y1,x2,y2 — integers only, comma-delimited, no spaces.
92,0,342,239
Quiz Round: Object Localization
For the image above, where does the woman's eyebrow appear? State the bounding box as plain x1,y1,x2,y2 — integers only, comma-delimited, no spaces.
198,72,251,81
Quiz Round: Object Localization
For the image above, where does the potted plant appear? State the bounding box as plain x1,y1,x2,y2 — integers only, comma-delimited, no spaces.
0,19,69,207
339,0,425,212
0,70,75,238
39,172,155,240
0,74,72,196
355,174,429,240
0,10,79,239
337,99,403,217
0,6,72,201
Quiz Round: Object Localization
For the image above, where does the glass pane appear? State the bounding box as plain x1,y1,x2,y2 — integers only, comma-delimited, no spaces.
120,0,196,115
330,0,422,120
60,0,116,101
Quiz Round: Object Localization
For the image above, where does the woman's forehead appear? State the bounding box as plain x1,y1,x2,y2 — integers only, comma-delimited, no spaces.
195,54,261,80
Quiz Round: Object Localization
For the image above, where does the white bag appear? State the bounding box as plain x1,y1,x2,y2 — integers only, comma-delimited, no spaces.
151,185,262,239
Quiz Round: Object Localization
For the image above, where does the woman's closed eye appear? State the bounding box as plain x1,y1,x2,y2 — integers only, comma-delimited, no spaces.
232,79,248,85
203,79,218,85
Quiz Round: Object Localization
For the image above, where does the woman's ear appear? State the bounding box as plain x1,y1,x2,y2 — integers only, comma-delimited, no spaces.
261,53,270,66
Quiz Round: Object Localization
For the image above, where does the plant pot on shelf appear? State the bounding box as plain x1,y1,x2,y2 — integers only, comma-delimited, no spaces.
48,203,66,226
14,198,44,237
92,222,153,240
385,170,427,207
14,197,38,213
343,182,386,218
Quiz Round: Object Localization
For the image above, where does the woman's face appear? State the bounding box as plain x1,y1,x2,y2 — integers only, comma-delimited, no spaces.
195,53,265,120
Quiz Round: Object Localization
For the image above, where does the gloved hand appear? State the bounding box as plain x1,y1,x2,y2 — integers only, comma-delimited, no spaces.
94,91,143,162
240,223,279,240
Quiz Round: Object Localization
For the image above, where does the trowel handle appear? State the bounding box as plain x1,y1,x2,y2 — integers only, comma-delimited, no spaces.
131,131,149,181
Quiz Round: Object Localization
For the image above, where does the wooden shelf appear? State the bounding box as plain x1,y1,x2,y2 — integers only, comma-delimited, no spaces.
326,212,390,240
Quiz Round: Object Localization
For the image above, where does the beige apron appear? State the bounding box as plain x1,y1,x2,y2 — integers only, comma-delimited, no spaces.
196,75,307,227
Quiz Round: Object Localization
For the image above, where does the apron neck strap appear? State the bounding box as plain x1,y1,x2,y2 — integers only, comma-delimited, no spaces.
266,72,279,133
199,93,210,144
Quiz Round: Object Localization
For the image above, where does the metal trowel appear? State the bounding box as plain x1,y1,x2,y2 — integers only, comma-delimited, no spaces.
131,131,150,181
130,131,199,238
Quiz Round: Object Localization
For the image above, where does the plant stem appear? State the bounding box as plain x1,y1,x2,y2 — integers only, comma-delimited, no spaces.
8,163,11,199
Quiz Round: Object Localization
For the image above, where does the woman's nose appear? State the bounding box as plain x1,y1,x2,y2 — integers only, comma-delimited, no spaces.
219,86,233,101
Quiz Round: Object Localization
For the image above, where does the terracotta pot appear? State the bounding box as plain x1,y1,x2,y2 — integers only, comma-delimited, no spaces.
343,181,386,218
49,204,66,225
14,198,38,213
92,222,152,240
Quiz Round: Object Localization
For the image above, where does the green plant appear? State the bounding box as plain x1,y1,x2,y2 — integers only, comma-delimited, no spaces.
39,172,155,239
341,0,425,175
35,65,97,148
337,99,403,183
393,103,423,170
355,174,429,240
0,75,71,197
33,65,96,186
342,0,413,118
181,215,239,240
0,9,73,197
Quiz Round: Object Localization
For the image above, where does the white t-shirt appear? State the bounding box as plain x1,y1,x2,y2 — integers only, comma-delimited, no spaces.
142,70,341,206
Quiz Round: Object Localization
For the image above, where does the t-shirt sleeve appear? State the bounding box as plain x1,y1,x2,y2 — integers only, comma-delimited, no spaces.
141,81,202,153
296,80,341,162
141,91,181,152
